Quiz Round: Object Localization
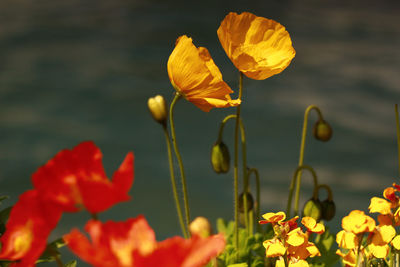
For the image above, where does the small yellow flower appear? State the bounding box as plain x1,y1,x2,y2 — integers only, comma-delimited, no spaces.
167,35,240,112
288,258,309,267
336,249,357,267
259,211,286,224
276,256,285,267
336,230,358,249
341,210,375,234
383,186,399,204
286,227,307,247
369,197,392,215
391,235,400,250
301,217,325,234
217,12,296,80
263,238,286,257
288,241,320,260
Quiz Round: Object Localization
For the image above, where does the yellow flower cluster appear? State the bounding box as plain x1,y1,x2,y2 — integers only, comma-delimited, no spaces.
336,184,400,266
259,212,325,267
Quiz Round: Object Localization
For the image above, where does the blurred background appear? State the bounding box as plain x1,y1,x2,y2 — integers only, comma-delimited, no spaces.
0,0,399,265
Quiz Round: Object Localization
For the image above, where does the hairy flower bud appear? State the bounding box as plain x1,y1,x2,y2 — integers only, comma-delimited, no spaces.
189,216,212,238
321,199,336,221
148,95,168,125
210,142,230,174
313,119,332,142
303,198,322,221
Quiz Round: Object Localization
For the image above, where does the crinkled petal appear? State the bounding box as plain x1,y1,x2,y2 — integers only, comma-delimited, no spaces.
217,12,295,80
167,35,239,112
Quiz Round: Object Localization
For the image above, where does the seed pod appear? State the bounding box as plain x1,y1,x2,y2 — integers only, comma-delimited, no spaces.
210,142,230,174
302,198,322,221
313,119,332,142
321,199,336,221
238,192,254,213
147,95,168,125
189,216,212,238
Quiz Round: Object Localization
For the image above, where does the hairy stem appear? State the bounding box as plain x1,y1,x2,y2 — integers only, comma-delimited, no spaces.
170,93,191,236
163,125,188,238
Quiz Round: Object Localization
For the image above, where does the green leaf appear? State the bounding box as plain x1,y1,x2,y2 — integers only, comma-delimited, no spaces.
309,226,340,267
0,196,9,204
36,238,66,263
0,207,11,224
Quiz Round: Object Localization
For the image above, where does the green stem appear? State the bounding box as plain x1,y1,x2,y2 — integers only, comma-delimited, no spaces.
217,115,237,142
163,126,188,238
169,93,191,236
239,118,250,235
294,105,323,215
49,246,64,267
355,234,364,267
395,104,400,177
286,165,319,217
317,184,333,201
248,168,261,233
233,72,244,253
218,113,250,234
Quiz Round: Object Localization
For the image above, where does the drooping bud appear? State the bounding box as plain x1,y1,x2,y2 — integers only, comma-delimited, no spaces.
189,216,212,238
321,199,336,221
313,119,332,142
147,95,168,125
238,192,254,213
302,198,322,221
210,141,230,174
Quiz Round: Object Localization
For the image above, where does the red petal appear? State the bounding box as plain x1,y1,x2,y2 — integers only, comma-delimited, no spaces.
0,190,62,265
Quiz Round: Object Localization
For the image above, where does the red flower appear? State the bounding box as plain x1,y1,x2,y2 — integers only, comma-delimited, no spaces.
64,216,226,267
32,141,134,213
0,190,62,267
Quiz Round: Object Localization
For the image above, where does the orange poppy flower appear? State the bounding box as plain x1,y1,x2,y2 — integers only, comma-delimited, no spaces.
0,190,62,267
32,141,134,214
167,35,240,112
218,12,296,80
64,215,225,267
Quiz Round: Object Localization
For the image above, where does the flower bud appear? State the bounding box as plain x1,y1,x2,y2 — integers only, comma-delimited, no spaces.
147,95,168,125
302,198,322,221
210,142,230,174
313,119,332,142
321,199,336,221
189,216,212,238
238,192,254,213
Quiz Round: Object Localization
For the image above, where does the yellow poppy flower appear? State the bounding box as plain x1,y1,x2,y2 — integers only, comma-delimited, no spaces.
217,12,296,80
167,35,240,112
263,238,286,257
341,210,375,234
369,197,392,215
